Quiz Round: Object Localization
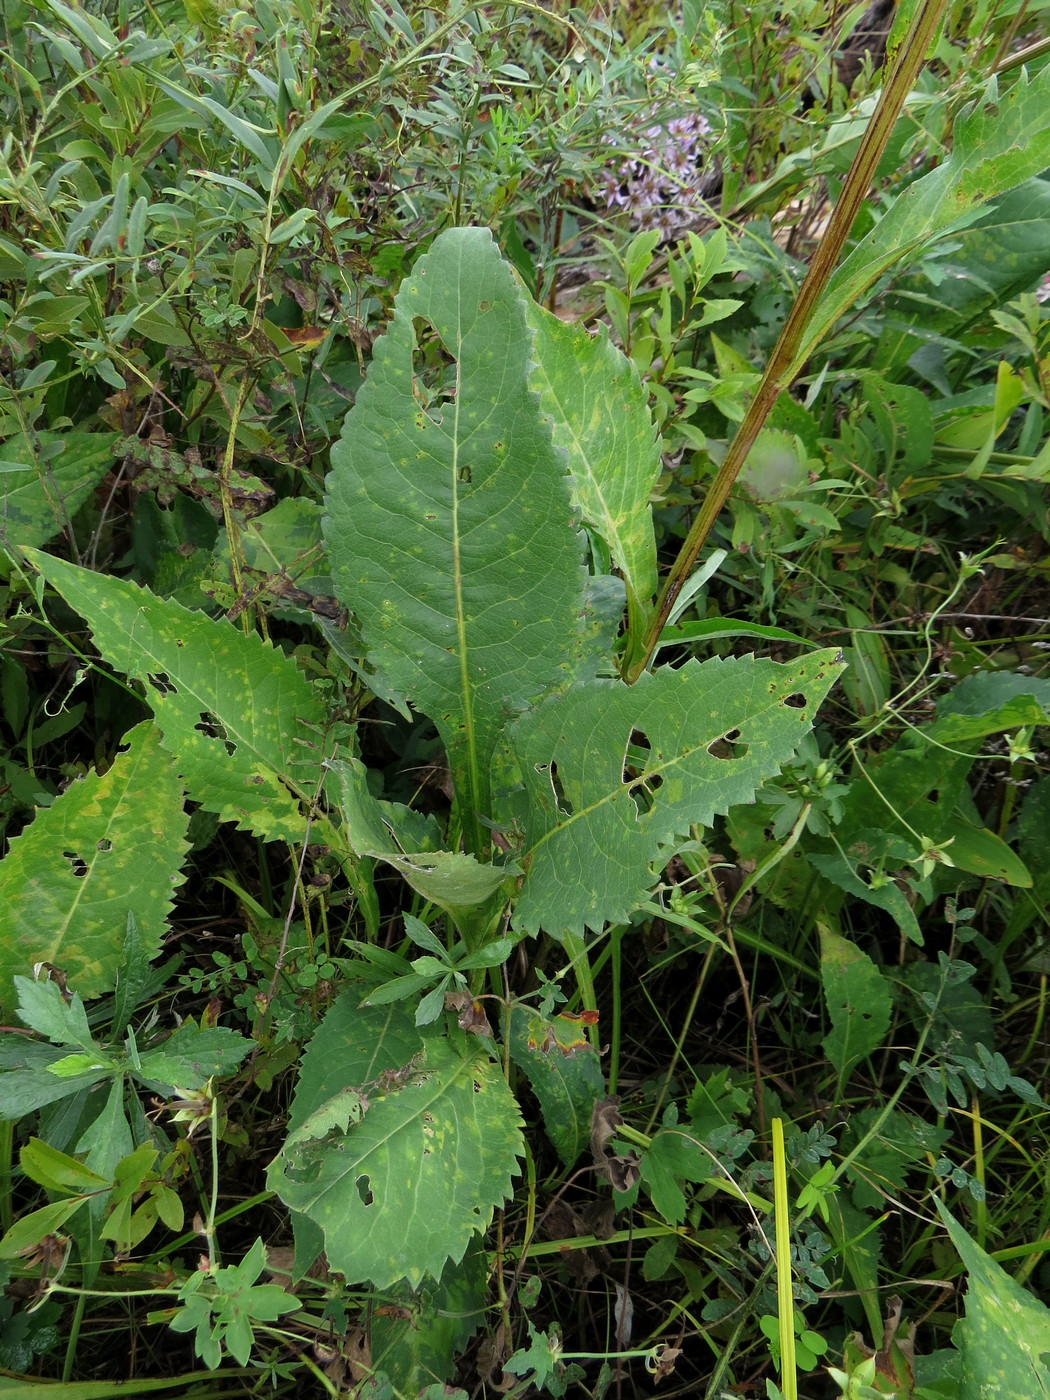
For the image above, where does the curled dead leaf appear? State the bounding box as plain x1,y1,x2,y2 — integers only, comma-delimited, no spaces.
445,989,493,1036
649,1343,683,1384
590,1096,641,1192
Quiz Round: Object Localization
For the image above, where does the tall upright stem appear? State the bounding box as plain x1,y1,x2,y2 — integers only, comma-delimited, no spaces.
625,0,952,683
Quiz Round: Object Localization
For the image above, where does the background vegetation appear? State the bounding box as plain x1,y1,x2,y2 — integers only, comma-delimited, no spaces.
1,0,1049,1397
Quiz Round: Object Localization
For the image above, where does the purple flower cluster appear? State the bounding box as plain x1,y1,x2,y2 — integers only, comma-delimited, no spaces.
596,108,712,239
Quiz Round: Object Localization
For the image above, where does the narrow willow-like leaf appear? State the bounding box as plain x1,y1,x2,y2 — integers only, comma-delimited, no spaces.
525,304,660,616
874,178,1050,375
0,721,187,1015
267,995,523,1289
0,431,118,550
324,227,586,845
510,649,845,935
935,1200,1050,1398
25,549,325,841
791,66,1050,376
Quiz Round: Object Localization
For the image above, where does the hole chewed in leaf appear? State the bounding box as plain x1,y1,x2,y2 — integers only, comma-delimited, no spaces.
549,760,574,817
623,730,663,818
195,711,236,757
707,728,749,761
355,1174,374,1208
534,760,574,817
147,673,177,696
783,692,807,710
410,318,458,427
96,838,112,852
628,779,662,817
62,851,88,878
622,729,653,785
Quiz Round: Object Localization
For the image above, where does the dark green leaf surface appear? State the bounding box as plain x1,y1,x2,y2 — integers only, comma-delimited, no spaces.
0,722,187,1015
325,227,586,835
370,1249,486,1396
135,1024,253,1091
0,431,118,551
25,550,326,841
0,1040,108,1121
511,649,845,935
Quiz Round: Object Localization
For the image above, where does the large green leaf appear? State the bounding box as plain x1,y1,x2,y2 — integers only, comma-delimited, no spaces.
819,927,892,1084
791,66,1050,377
267,994,523,1289
933,670,1050,741
509,649,845,935
25,549,325,841
324,227,587,845
935,1200,1050,1398
0,721,187,1015
525,305,660,618
0,431,119,551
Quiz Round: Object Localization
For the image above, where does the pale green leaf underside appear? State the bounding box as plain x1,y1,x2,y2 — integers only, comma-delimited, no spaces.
793,66,1050,376
0,721,187,1015
330,757,513,908
935,1200,1050,1398
25,549,325,841
511,649,845,935
525,305,660,611
0,431,118,551
324,226,586,824
267,996,523,1289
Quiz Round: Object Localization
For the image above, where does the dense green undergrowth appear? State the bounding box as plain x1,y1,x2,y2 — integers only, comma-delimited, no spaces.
1,1,1050,1397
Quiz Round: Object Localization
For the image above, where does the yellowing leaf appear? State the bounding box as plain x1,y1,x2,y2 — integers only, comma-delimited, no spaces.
0,722,187,1016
